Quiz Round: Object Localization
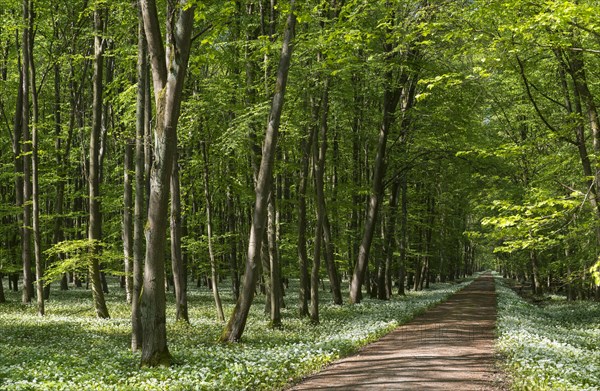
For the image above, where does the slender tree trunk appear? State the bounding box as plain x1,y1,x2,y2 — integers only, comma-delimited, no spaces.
124,141,134,304
131,10,146,352
261,230,271,312
530,249,542,295
397,176,407,296
202,142,224,322
26,0,44,315
268,195,282,328
221,3,296,342
226,167,240,300
349,74,363,292
21,0,33,305
349,70,402,304
171,147,189,322
12,32,25,300
380,178,400,299
0,274,5,303
555,50,600,226
420,195,435,290
314,79,343,305
53,38,69,292
88,4,110,319
297,118,313,317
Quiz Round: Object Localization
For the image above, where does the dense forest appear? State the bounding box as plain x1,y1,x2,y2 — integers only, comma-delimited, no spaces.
1,0,599,373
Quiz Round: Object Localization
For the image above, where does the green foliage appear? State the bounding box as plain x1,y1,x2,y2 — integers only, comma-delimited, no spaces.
43,240,124,284
481,191,580,253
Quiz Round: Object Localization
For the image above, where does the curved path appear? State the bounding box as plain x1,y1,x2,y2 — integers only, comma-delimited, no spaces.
289,274,505,390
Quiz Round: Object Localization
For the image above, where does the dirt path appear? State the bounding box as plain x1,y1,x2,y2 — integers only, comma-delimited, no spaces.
288,274,506,390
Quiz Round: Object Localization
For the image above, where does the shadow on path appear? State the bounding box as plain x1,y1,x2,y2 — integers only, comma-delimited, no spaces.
288,274,505,390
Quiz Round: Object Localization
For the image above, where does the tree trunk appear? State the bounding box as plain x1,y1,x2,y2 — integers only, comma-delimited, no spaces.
53,39,70,291
171,147,189,323
226,170,240,300
221,3,296,342
530,249,542,295
131,10,146,352
310,204,323,325
88,4,110,319
12,32,24,300
555,50,600,227
261,230,271,312
26,0,44,315
381,178,400,300
349,74,363,295
268,195,282,328
314,79,343,305
139,0,195,367
349,69,403,303
0,274,5,303
202,142,224,322
21,0,33,305
296,117,313,317
124,140,134,304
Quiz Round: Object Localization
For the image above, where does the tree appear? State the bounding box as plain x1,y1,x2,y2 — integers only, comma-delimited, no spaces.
20,0,33,305
26,0,44,315
201,141,224,322
349,5,407,303
139,0,196,367
131,6,147,351
88,1,110,319
221,0,297,342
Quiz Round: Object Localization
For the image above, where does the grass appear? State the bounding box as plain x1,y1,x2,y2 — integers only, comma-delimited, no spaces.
0,276,472,390
495,277,600,391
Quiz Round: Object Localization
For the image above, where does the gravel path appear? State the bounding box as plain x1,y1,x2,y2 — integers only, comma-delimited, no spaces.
288,274,506,390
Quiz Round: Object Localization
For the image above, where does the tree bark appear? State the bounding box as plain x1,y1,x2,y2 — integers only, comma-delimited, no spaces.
380,178,400,299
296,116,313,317
139,0,195,366
20,0,33,305
314,79,343,306
12,32,25,300
124,140,134,304
398,173,408,296
226,163,240,300
202,142,224,322
0,274,5,303
221,2,296,342
26,0,44,315
530,249,542,295
268,195,282,328
131,10,146,352
349,69,403,303
88,4,110,319
171,147,189,322
52,26,71,292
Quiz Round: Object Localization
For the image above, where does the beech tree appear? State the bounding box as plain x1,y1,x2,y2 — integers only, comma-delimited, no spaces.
221,0,297,342
139,0,195,367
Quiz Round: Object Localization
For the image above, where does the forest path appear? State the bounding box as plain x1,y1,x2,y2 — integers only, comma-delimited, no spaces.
288,274,507,390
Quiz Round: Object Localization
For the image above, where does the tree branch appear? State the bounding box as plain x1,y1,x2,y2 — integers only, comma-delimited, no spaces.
191,23,214,44
516,55,559,134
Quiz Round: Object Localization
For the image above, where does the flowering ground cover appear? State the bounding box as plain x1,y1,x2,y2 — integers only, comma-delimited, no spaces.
0,278,471,390
495,278,600,391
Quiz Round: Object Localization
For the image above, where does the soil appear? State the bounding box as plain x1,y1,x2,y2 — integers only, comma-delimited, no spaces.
287,274,508,390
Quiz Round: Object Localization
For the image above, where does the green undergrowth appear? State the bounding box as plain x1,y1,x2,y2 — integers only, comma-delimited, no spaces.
0,278,472,390
495,277,600,391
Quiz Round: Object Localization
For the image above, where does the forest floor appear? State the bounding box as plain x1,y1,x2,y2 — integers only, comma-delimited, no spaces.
288,274,509,390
